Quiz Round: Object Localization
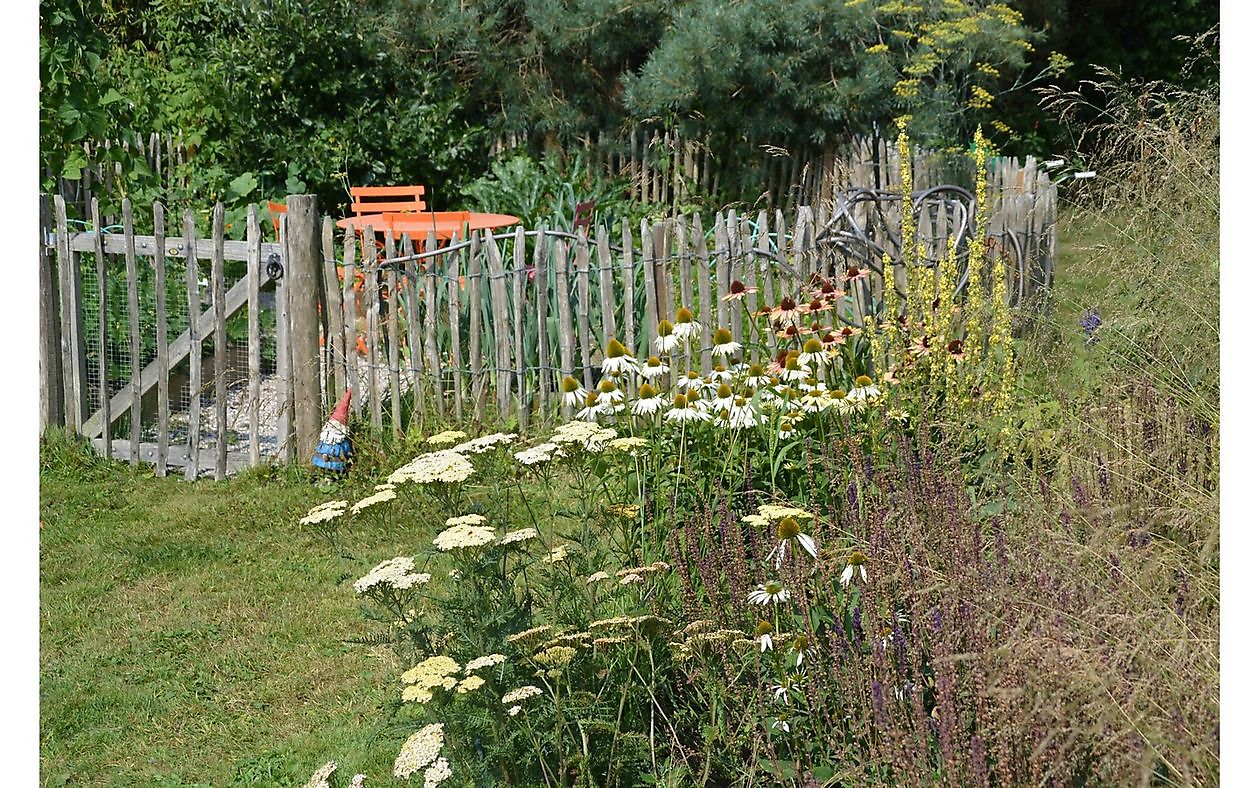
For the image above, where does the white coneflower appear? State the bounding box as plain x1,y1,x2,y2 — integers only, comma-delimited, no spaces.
677,370,705,393
665,393,710,424
771,718,791,733
559,375,587,409
798,338,832,371
710,382,736,414
788,634,813,667
840,550,869,586
632,383,666,416
639,355,669,380
742,362,772,388
673,307,699,341
576,390,605,421
710,364,735,383
755,620,775,652
799,384,832,414
747,580,790,606
654,320,680,354
847,374,881,403
766,515,819,567
722,399,762,430
777,416,798,440
595,378,625,411
711,327,741,360
601,339,637,376
780,354,810,382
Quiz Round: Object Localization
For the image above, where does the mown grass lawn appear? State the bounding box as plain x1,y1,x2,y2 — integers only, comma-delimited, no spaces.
39,444,415,786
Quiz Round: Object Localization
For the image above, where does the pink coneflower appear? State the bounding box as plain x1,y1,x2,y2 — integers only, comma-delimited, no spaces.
841,265,871,285
776,323,803,342
721,280,758,303
768,297,800,326
946,338,965,361
812,278,841,302
909,335,931,358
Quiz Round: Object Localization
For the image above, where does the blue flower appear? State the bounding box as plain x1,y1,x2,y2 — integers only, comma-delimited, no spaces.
1079,308,1102,345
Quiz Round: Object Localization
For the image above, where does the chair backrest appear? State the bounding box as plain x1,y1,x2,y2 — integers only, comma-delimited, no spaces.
573,199,596,231
267,201,288,238
350,185,428,215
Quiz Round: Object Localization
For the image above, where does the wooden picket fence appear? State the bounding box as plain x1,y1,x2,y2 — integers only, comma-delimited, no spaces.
39,159,1056,478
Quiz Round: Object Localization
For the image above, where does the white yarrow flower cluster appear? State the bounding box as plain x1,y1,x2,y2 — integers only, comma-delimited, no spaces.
451,432,518,454
389,450,475,485
354,557,430,594
500,528,539,545
426,430,467,446
549,420,618,453
350,487,397,515
300,500,348,525
515,442,560,466
393,723,445,780
433,520,497,551
502,685,544,704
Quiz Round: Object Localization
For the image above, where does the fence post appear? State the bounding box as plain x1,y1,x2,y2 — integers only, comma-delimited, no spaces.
39,194,65,432
286,194,323,464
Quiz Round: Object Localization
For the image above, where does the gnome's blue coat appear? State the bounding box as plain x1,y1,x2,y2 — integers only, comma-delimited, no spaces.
312,418,352,472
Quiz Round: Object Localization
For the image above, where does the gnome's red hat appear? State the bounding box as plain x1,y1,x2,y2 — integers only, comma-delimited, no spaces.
329,388,352,427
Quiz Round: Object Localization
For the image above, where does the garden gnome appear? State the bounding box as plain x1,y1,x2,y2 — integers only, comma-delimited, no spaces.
312,389,353,473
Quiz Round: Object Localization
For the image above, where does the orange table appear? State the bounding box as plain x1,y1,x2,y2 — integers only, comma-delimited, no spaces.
336,211,520,241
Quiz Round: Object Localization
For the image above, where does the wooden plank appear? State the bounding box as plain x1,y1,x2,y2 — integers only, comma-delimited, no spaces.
63,231,281,263
384,231,403,437
575,231,594,389
485,230,512,420
596,224,616,348
554,237,575,418
276,216,293,464
122,200,142,464
183,210,201,479
401,233,423,425
641,219,659,348
755,210,770,315
365,224,382,432
470,232,487,421
154,203,170,476
322,217,346,402
212,203,228,480
714,213,731,332
247,206,262,467
774,209,788,307
620,219,636,356
446,236,464,423
286,195,323,462
512,226,528,427
726,210,743,344
693,215,712,374
343,232,361,419
91,198,111,459
54,196,86,432
39,194,65,431
424,231,443,420
677,216,694,311
653,222,671,323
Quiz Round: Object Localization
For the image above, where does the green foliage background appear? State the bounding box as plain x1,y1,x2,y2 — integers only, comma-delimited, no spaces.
41,0,1217,213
